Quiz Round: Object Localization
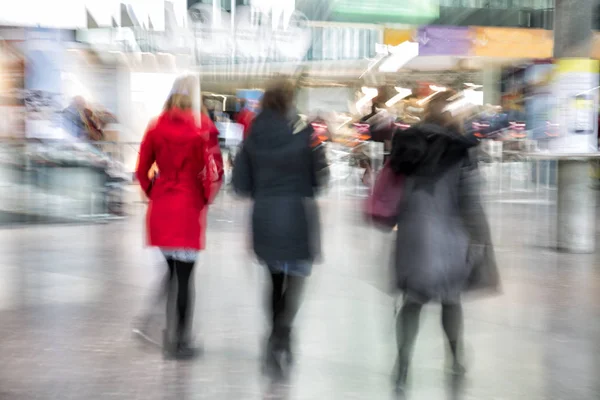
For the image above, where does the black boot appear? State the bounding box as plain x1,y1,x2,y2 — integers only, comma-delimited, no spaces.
264,327,293,381
394,357,409,398
173,327,201,360
447,340,466,376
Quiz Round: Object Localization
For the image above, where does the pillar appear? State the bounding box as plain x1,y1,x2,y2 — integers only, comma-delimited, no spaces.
553,0,598,253
482,64,501,106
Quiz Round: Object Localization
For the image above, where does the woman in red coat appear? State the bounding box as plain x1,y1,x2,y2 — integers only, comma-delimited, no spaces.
135,76,223,359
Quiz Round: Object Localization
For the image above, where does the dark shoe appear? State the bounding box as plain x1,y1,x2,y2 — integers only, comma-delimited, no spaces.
394,362,409,397
264,348,290,382
449,361,466,377
263,335,293,382
173,340,201,360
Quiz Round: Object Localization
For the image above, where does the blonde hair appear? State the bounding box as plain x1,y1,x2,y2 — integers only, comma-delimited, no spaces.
163,75,198,111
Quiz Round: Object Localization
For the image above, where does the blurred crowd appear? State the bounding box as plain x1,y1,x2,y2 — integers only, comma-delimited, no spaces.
130,75,499,400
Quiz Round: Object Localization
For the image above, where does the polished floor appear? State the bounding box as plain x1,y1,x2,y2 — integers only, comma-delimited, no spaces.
1,185,600,400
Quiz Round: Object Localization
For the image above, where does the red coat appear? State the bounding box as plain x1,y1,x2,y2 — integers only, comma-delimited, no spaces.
136,109,223,250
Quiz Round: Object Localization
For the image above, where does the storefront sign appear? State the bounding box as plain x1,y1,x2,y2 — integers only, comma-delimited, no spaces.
415,26,471,56
550,59,599,153
331,0,439,23
383,29,416,47
472,27,553,58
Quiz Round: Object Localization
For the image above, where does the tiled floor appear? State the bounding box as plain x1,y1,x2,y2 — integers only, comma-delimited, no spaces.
1,187,600,400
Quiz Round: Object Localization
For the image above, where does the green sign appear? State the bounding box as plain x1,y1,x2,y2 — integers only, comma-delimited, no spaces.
330,0,439,23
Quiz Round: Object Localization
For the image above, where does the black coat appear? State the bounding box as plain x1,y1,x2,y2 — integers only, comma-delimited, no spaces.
390,123,499,302
232,110,329,264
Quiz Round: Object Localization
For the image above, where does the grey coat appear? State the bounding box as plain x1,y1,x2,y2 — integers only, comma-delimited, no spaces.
391,124,499,303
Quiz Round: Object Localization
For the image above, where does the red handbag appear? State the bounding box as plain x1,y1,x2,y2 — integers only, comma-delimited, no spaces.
364,162,404,229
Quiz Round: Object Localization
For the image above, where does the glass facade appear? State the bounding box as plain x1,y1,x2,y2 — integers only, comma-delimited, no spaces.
439,0,553,8
307,26,378,61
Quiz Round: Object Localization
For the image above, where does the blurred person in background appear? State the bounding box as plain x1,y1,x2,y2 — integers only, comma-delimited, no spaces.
236,98,255,141
387,91,499,396
62,96,103,141
135,75,223,360
62,96,87,139
232,79,328,381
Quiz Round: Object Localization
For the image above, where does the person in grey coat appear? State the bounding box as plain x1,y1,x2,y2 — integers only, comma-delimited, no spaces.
232,79,329,381
389,92,499,396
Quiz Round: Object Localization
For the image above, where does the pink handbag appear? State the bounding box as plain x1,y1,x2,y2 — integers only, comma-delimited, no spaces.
364,162,404,229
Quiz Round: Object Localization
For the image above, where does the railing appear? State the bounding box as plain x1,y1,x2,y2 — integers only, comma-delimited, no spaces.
3,138,586,227
0,140,138,225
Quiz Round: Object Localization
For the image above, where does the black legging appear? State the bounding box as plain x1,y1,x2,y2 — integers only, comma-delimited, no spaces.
396,300,463,366
269,272,304,345
165,258,195,338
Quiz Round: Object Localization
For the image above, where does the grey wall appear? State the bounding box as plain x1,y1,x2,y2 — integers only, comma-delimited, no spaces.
296,87,354,115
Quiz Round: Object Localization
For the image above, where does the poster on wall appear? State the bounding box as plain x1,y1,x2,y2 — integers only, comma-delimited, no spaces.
236,89,263,113
525,62,555,140
0,40,25,139
550,59,599,154
24,28,67,139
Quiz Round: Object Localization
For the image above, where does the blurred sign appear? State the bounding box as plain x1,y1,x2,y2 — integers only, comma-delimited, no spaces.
190,4,311,62
525,62,555,140
236,89,263,113
331,0,439,23
216,122,243,146
590,32,600,59
383,29,415,47
415,26,471,56
25,28,67,139
472,27,553,58
0,40,25,139
550,59,599,153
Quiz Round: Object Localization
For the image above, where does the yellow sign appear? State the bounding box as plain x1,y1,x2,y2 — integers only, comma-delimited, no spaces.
383,29,416,46
557,58,599,73
472,27,553,58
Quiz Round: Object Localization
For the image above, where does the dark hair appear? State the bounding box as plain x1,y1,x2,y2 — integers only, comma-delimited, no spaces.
423,90,461,133
261,79,295,116
239,98,247,108
389,130,427,175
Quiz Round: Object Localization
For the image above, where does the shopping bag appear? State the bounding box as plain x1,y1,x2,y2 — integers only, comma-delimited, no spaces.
364,162,404,230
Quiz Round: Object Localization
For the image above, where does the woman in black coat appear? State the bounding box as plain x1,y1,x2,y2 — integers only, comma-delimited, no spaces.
389,92,499,396
232,79,329,381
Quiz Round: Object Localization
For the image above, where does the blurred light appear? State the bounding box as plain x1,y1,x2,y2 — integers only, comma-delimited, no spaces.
360,53,386,79
443,89,484,115
378,41,419,73
464,89,483,105
385,87,412,107
361,87,378,96
394,122,411,130
417,86,446,106
356,87,378,110
336,115,353,130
